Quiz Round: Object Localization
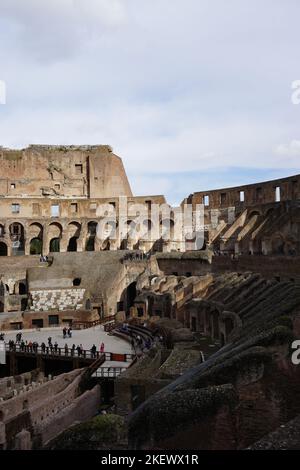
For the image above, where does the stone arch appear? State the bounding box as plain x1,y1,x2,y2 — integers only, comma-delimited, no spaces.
160,218,175,240
248,210,262,218
9,222,25,255
48,221,63,253
67,221,81,238
67,222,81,252
265,207,276,218
48,222,63,239
29,222,43,238
0,224,5,237
119,281,137,316
271,232,285,255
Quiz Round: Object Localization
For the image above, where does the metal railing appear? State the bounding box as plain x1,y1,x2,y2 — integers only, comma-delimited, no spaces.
5,343,135,362
93,367,127,378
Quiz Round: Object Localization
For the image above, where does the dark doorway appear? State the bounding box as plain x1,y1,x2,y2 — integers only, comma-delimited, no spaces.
50,238,60,253
0,242,7,256
48,315,59,326
19,282,27,295
32,319,44,328
30,238,42,255
67,237,78,252
125,282,136,315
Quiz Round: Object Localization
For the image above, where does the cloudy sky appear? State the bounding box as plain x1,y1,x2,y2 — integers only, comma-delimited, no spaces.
0,0,299,204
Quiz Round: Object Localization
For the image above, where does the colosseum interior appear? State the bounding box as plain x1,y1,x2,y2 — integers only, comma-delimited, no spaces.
0,144,300,450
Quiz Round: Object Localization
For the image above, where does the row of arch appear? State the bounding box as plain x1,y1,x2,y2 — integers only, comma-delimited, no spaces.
0,218,179,256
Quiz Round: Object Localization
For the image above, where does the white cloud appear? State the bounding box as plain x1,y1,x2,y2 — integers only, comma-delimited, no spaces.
0,0,299,202
275,140,300,157
0,0,127,61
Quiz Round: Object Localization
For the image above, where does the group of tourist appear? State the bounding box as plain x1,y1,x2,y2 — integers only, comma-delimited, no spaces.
39,255,49,263
62,327,72,339
4,334,106,358
119,323,156,354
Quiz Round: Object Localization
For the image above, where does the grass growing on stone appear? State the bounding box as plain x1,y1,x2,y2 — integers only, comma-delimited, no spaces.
46,414,127,450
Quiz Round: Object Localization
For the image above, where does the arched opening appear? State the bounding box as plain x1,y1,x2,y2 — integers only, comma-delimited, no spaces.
160,219,175,241
67,236,78,252
48,222,62,253
85,299,91,310
29,223,43,255
0,242,7,256
49,238,60,253
21,298,28,311
73,278,81,286
248,210,261,218
120,282,137,316
30,237,42,255
9,223,25,256
272,233,285,255
19,282,27,295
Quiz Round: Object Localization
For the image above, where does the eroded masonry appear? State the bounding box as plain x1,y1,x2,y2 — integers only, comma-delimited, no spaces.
0,145,300,450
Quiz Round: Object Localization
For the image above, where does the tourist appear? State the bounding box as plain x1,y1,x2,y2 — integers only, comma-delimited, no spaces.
71,344,76,356
64,343,69,356
68,327,72,338
20,340,25,352
91,344,97,358
76,345,82,356
41,342,46,353
100,342,105,354
63,327,67,339
48,336,52,346
28,341,33,352
54,341,58,353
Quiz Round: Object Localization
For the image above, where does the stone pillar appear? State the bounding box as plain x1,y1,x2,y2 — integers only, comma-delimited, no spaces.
36,355,45,373
0,421,6,449
14,429,32,450
24,239,31,256
9,352,17,376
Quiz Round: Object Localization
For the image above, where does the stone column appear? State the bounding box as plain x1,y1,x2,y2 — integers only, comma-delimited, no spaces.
14,429,32,450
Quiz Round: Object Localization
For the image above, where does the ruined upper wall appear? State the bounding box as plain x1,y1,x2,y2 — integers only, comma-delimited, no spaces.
0,145,132,199
186,174,300,209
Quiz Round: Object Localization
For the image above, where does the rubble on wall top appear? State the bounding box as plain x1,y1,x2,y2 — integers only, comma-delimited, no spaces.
27,144,113,152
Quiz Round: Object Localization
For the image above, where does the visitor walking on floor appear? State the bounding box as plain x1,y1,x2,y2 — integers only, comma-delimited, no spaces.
100,342,105,354
91,344,97,358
